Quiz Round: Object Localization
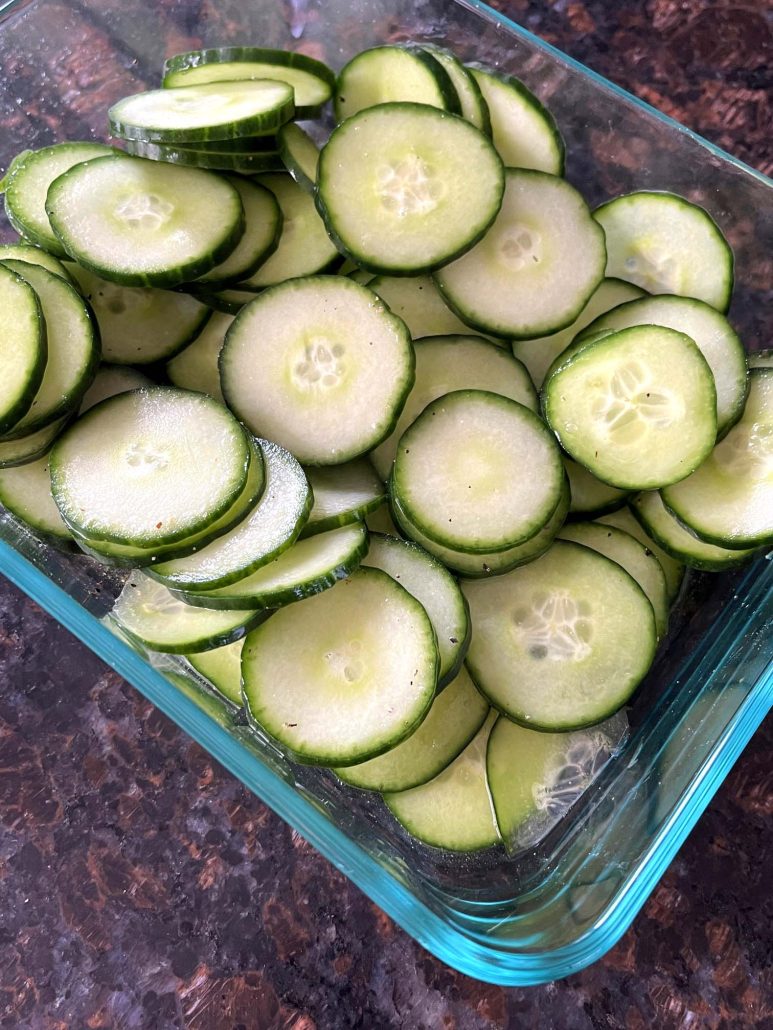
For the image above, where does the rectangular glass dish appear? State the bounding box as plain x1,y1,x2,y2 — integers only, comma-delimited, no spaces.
0,0,770,987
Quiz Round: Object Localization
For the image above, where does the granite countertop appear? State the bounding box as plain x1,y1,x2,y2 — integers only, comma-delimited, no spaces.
0,1,771,1027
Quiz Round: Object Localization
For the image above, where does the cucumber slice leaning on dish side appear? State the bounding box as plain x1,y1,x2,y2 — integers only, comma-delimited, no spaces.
422,46,490,134
277,123,320,194
333,45,461,121
186,638,244,708
0,262,46,435
0,452,73,544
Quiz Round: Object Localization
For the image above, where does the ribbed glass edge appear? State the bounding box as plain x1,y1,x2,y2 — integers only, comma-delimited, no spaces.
1,537,770,985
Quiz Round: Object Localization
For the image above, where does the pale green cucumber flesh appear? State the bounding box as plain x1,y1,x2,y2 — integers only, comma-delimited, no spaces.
303,460,385,536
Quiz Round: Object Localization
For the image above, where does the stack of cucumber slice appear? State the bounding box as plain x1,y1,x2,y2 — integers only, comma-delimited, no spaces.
0,39,770,857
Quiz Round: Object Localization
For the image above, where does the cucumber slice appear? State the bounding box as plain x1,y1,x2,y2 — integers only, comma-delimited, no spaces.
150,438,311,591
392,390,563,553
194,178,282,287
186,639,244,707
558,521,669,638
1,261,99,437
594,191,734,313
277,123,319,193
0,263,46,434
220,276,414,465
46,156,245,288
462,541,657,730
303,460,385,536
512,278,645,389
166,312,232,403
576,294,748,437
0,245,75,283
631,491,762,570
163,47,335,119
317,103,504,275
363,532,470,687
2,142,116,257
383,710,499,852
241,567,439,766
565,458,628,520
467,65,565,175
749,349,772,370
422,47,491,134
487,711,628,851
193,287,255,314
0,453,72,543
121,139,284,174
192,136,284,154
543,325,717,490
236,174,340,289
175,523,368,611
112,573,263,654
661,369,773,549
336,665,488,792
79,364,152,413
595,507,685,602
435,169,605,338
368,275,482,339
334,46,461,122
0,416,68,469
109,80,295,143
51,387,251,547
371,334,537,480
393,477,570,578
67,263,210,365
365,504,400,537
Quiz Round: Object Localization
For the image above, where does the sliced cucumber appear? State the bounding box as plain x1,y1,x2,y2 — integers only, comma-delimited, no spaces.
0,453,72,543
109,80,294,143
749,349,772,370
392,390,563,553
241,567,439,766
543,324,717,490
79,364,152,412
512,278,645,389
631,491,763,570
422,47,490,134
393,477,570,578
363,532,470,687
277,123,319,193
122,139,284,174
195,178,282,287
236,173,339,289
383,710,499,852
368,275,483,339
163,47,335,119
463,541,657,730
435,169,605,338
0,263,46,434
337,665,488,792
595,507,685,602
467,65,564,174
166,312,232,403
317,103,504,275
150,438,310,591
565,458,628,520
365,504,400,537
0,244,76,283
661,369,772,549
371,334,537,481
594,191,734,312
558,521,669,638
2,142,116,257
186,639,244,707
67,262,210,365
334,46,460,121
220,275,414,465
303,460,385,536
487,710,628,851
1,261,99,437
51,387,251,547
46,155,245,288
576,294,748,437
111,573,263,654
0,416,68,469
175,522,368,611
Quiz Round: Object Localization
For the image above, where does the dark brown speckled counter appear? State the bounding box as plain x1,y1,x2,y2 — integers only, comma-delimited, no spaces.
0,1,771,1026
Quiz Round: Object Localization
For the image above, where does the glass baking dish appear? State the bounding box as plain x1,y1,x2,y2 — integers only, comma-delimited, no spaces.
0,0,770,987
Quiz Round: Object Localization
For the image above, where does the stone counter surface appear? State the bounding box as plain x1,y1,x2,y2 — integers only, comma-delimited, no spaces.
0,1,771,1027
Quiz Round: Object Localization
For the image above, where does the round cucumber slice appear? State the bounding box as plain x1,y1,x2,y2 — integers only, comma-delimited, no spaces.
543,324,717,490
2,142,117,257
303,460,385,536
317,103,504,275
595,507,685,602
368,275,484,339
0,263,46,435
463,541,657,730
371,334,537,481
392,390,563,553
51,387,250,547
166,312,232,403
277,123,319,193
422,47,491,134
186,638,244,707
241,567,439,766
336,665,489,792
383,710,499,852
194,178,282,287
121,139,284,174
220,276,414,465
79,364,152,413
0,416,68,469
435,169,605,338
565,458,628,520
594,191,734,313
334,46,461,122
0,452,73,543
0,245,75,283
46,155,245,288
